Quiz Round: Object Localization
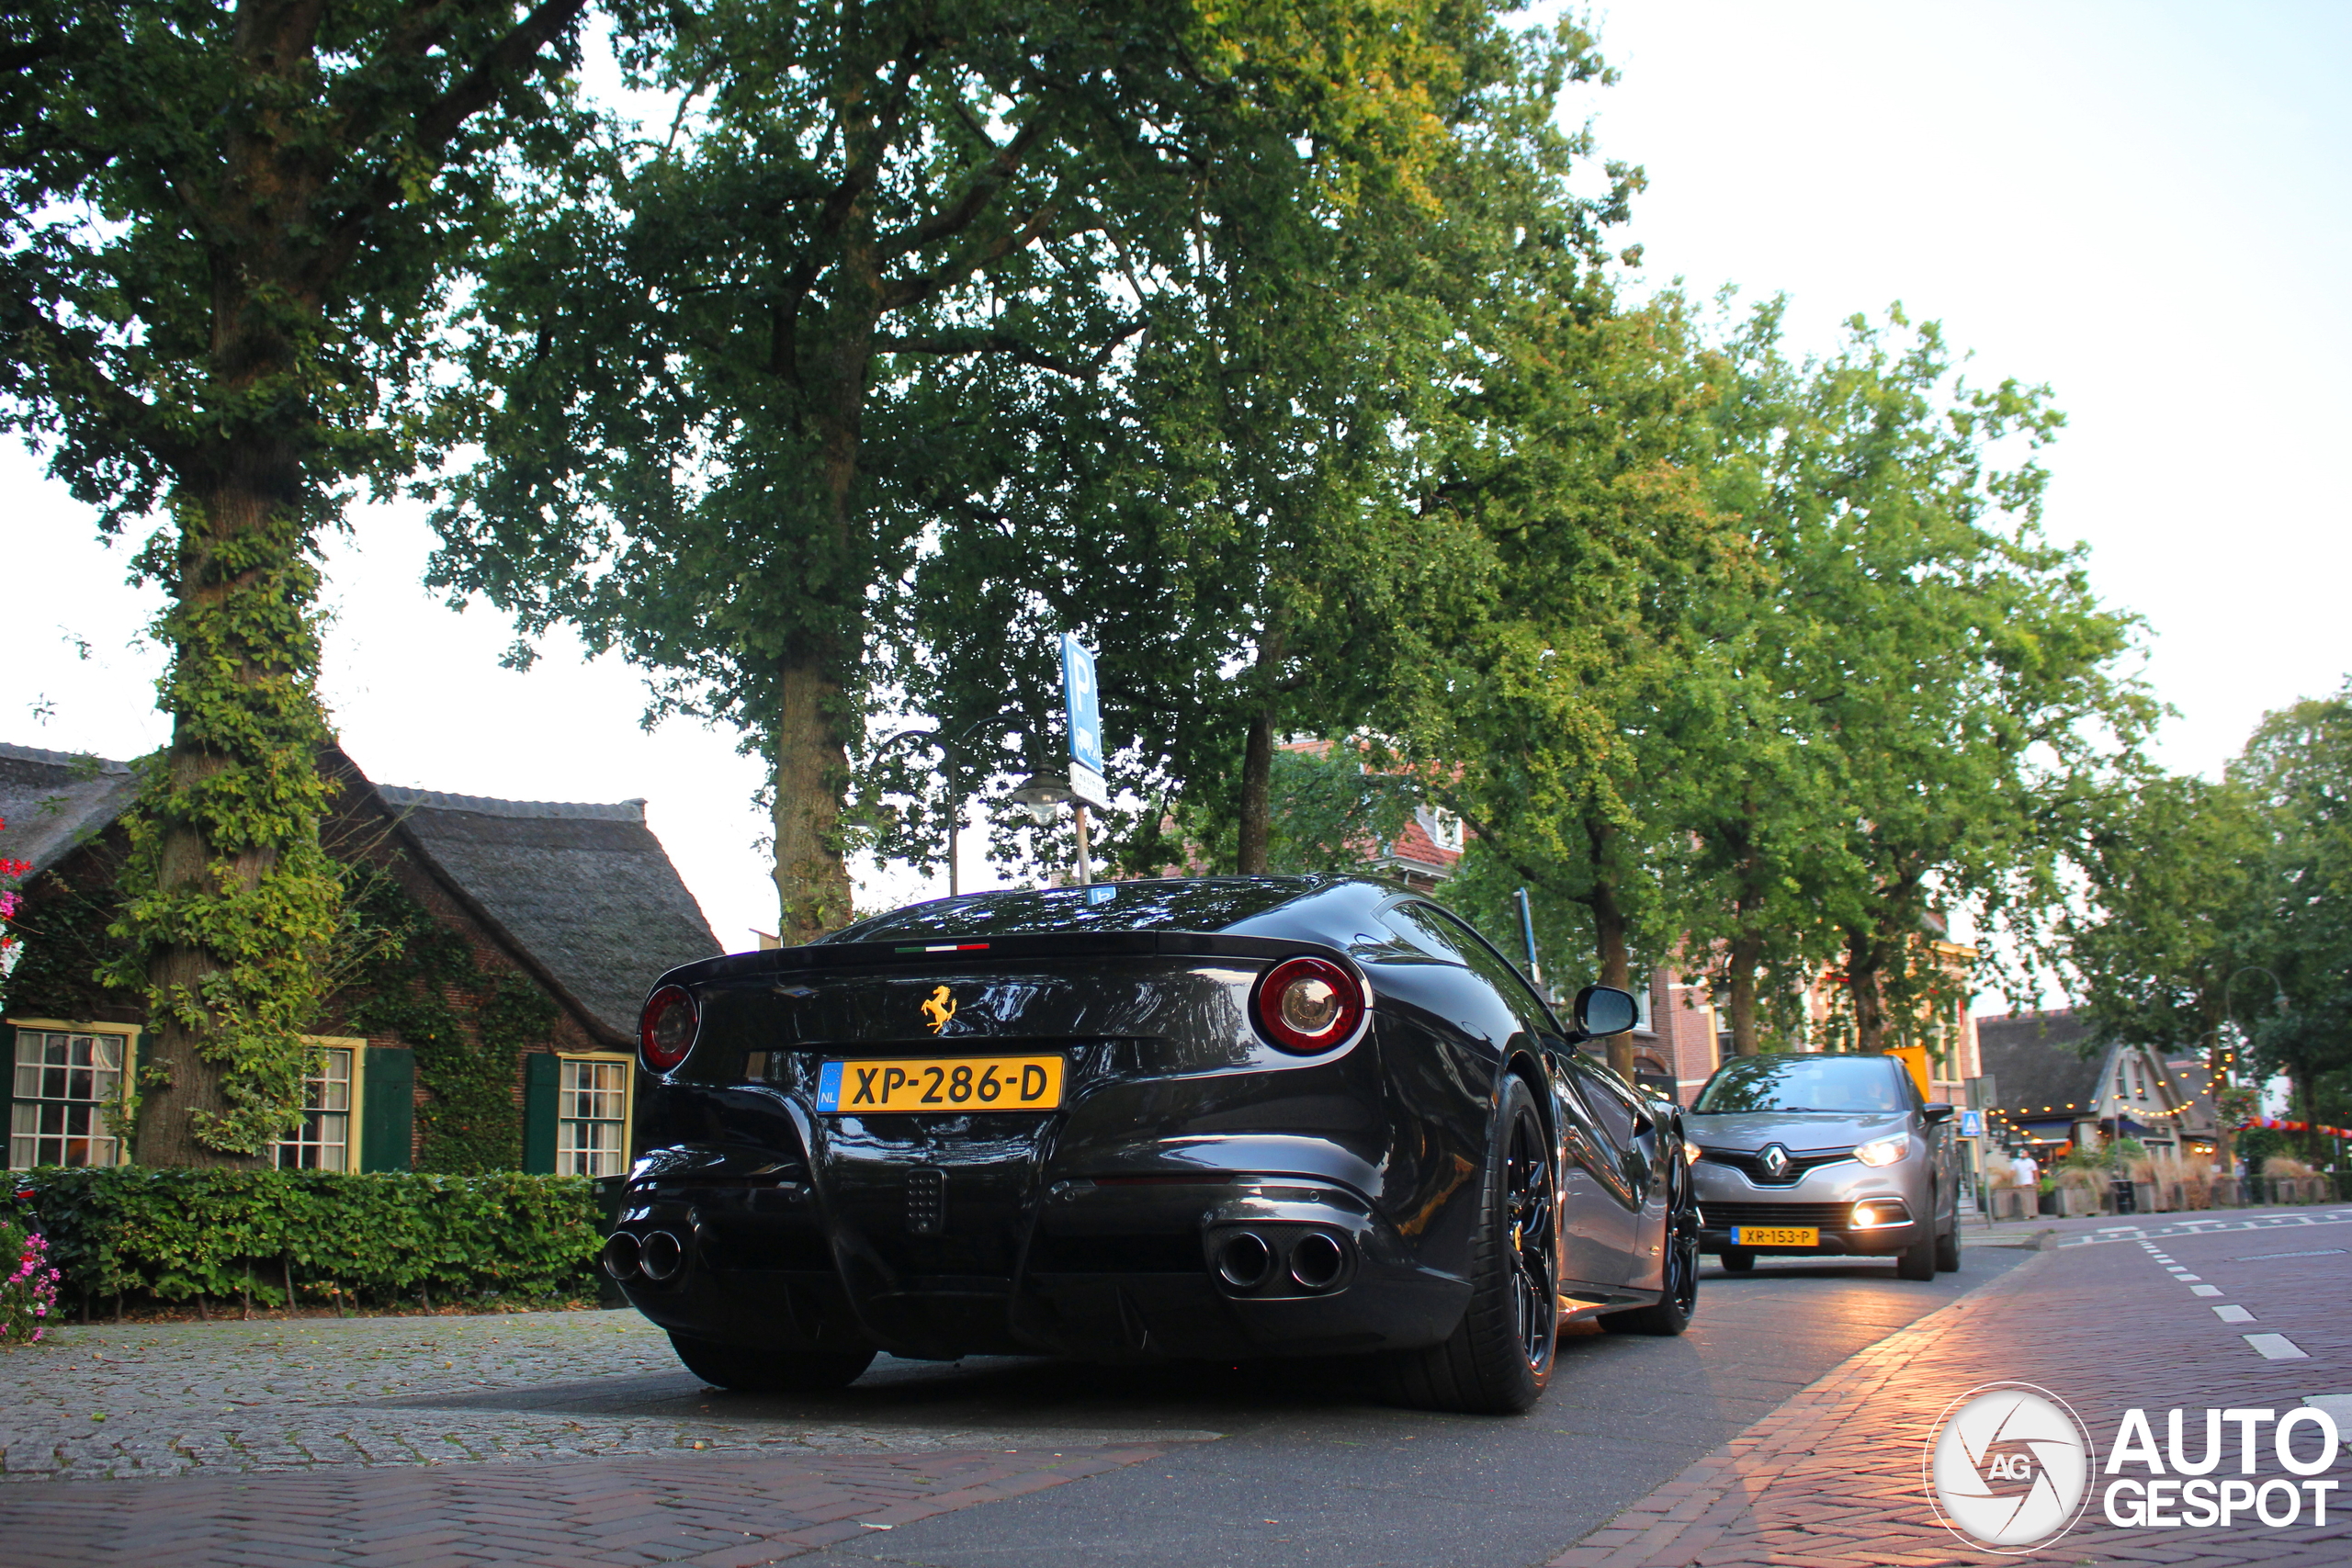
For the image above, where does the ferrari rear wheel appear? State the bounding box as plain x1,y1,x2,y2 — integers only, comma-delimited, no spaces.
1376,1075,1556,1415
669,1332,876,1393
1935,1218,1962,1272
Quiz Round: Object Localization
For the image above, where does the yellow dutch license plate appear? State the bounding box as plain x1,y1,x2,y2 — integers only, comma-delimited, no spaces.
816,1055,1065,1113
1732,1225,1819,1247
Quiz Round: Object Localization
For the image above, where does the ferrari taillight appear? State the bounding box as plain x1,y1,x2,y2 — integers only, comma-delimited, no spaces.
1254,956,1364,1054
639,984,699,1073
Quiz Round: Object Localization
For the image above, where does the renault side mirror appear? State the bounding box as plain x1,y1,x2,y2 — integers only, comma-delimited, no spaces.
1572,985,1639,1039
1923,1103,1956,1125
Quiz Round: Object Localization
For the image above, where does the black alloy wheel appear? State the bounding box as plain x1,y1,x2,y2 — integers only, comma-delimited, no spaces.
1375,1075,1558,1414
1505,1096,1559,1368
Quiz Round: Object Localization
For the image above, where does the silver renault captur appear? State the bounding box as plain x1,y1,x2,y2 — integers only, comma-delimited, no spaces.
1686,1053,1961,1280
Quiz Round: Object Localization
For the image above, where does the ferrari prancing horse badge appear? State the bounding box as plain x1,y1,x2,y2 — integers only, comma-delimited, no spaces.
921,986,957,1033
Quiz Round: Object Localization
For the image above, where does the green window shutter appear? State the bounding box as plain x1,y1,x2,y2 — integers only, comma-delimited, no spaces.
360,1046,414,1172
522,1050,560,1174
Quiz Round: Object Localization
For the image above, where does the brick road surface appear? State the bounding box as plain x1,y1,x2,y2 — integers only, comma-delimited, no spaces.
6,1207,2348,1565
0,1443,1160,1567
1548,1207,2352,1567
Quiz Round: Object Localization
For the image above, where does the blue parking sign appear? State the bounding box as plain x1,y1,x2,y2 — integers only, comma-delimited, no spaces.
1060,634,1103,774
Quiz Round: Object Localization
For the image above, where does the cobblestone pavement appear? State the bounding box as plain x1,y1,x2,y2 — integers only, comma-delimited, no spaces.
0,1310,1206,1483
1548,1203,2352,1566
0,1312,1192,1565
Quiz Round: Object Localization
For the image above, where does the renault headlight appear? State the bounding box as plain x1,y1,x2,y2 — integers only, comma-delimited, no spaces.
1852,1135,1909,1168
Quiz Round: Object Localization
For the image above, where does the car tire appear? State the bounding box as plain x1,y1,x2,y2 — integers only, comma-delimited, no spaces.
1935,1220,1962,1273
669,1332,876,1393
1600,1188,1698,1337
1719,1247,1756,1273
1897,1232,1937,1280
1375,1075,1556,1415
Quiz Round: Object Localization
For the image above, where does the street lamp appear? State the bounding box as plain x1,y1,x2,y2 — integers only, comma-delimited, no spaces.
868,710,1023,897
1006,772,1074,826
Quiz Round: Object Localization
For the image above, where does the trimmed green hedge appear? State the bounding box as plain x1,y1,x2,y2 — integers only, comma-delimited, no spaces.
10,1168,605,1311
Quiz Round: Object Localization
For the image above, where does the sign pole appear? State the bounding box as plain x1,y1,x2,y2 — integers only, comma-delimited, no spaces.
1059,633,1109,887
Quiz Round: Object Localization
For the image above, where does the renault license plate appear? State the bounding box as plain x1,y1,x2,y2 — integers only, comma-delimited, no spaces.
817,1055,1065,1113
1731,1225,1818,1247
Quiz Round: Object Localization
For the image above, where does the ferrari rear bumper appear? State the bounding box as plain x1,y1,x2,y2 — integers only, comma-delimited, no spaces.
611,1167,1471,1361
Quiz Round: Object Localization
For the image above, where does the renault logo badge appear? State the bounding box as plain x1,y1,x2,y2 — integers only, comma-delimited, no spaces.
1759,1143,1791,1179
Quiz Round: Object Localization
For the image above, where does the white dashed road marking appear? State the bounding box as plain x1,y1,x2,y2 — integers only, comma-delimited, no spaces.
2190,1285,2222,1297
2245,1333,2310,1360
2213,1305,2256,1323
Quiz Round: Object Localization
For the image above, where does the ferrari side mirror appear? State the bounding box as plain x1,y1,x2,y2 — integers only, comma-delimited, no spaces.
1573,985,1639,1038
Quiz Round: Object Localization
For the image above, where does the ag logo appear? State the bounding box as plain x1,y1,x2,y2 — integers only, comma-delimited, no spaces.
1758,1143,1790,1179
1924,1382,2093,1552
920,986,957,1034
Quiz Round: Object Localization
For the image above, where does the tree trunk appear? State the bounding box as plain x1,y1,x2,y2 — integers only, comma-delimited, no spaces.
1724,931,1765,1057
1846,929,1888,1055
772,660,855,939
132,457,324,1168
768,231,877,936
1237,707,1274,875
1234,624,1286,876
1589,848,1639,1082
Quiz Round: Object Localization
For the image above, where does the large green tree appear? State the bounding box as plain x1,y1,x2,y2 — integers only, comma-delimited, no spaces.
2069,684,2352,1171
2234,682,2352,1160
2065,773,2267,1173
896,12,1606,886
430,0,1488,933
1729,311,2149,1060
2,0,587,1163
1414,287,1738,1078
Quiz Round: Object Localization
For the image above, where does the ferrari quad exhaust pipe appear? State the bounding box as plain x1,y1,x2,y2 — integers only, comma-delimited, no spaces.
637,1229,687,1284
602,1232,643,1281
1288,1231,1347,1292
1211,1227,1354,1294
1216,1231,1274,1290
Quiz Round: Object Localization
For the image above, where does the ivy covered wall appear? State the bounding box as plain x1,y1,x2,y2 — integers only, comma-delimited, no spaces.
338,863,559,1172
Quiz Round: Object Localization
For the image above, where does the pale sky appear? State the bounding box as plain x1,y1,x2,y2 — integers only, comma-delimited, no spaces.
8,0,2346,958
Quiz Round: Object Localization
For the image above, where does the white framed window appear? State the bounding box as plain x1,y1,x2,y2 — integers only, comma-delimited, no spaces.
1418,805,1465,853
556,1055,631,1177
9,1024,135,1168
276,1040,364,1171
